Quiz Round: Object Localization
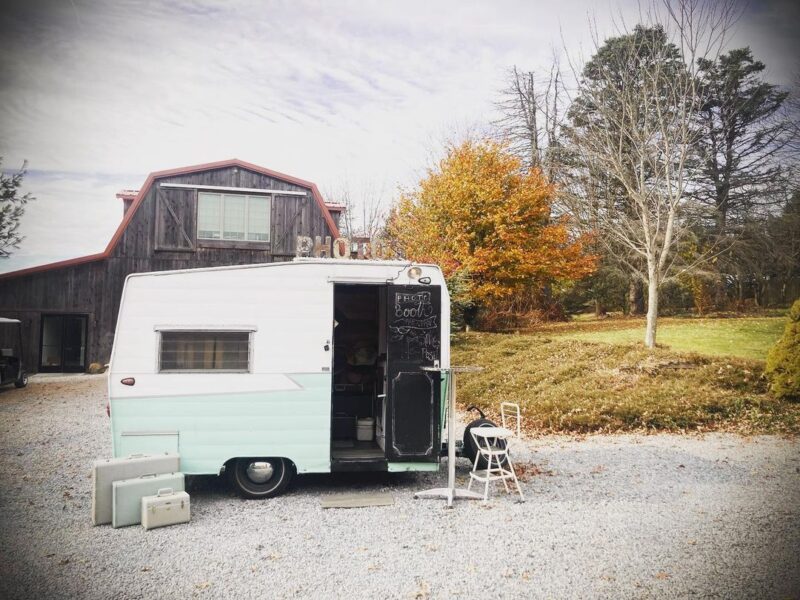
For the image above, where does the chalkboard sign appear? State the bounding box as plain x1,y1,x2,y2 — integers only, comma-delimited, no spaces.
388,289,440,362
385,285,441,461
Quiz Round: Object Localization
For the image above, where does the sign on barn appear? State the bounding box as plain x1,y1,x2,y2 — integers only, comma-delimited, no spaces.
295,235,390,259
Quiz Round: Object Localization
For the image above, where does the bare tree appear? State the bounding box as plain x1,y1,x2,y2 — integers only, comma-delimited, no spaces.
494,58,567,182
324,179,389,240
563,0,740,348
787,73,800,156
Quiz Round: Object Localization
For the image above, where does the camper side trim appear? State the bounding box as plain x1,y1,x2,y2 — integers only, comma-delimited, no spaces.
153,324,258,332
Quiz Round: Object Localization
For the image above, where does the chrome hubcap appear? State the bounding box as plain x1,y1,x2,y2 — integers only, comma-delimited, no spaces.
246,461,274,484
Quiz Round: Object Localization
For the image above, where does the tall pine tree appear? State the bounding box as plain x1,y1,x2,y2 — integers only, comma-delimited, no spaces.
0,159,33,258
695,48,790,233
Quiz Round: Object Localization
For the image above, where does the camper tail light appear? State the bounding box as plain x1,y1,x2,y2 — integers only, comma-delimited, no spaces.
407,266,422,280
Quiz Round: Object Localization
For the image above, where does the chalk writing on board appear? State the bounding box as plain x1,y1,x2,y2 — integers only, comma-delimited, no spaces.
389,290,440,362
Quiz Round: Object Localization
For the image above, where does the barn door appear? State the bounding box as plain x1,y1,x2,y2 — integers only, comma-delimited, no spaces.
154,187,196,251
39,314,87,373
385,285,441,462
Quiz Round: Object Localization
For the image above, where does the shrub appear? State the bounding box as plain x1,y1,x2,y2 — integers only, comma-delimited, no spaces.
765,300,800,401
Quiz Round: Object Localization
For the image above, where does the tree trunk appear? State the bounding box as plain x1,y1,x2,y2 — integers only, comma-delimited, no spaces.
644,273,659,349
594,299,605,317
624,281,632,316
628,279,644,315
713,276,727,311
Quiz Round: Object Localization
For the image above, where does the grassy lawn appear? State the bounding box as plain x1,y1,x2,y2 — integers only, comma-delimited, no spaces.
547,316,785,360
451,313,798,434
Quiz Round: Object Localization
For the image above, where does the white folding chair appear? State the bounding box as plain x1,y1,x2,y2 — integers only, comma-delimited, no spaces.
501,402,521,438
466,408,525,502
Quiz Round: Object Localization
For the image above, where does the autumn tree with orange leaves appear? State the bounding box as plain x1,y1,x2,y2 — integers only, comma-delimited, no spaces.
385,140,596,327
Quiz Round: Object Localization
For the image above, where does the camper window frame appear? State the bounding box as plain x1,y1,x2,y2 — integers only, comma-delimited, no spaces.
156,329,254,374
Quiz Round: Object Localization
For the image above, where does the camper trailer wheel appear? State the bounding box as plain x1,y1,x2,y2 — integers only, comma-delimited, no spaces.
231,457,293,499
14,372,28,388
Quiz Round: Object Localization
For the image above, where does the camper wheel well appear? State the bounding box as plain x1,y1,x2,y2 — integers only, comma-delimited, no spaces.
223,456,297,499
221,457,297,475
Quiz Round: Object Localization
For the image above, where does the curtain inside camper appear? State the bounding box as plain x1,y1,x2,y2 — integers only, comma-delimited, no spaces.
159,331,250,371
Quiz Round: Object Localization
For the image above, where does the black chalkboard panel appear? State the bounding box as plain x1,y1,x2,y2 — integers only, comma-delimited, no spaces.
385,285,441,461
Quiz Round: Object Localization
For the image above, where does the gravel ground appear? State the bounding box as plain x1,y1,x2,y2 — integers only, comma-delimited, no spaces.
1,375,798,599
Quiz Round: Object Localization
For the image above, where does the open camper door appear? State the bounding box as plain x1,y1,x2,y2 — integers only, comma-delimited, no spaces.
385,285,441,462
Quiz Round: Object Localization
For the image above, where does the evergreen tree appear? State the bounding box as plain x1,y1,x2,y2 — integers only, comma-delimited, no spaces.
0,159,33,258
695,48,791,234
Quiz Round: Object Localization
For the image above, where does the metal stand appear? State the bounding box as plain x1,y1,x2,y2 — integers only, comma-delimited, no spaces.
414,365,484,508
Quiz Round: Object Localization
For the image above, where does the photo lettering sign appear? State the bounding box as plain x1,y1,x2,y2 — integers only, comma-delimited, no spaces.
295,235,390,259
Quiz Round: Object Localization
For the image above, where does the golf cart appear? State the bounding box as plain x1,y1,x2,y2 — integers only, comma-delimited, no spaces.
0,318,27,388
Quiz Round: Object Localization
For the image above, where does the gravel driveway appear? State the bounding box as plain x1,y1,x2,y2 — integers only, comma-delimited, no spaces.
1,375,798,599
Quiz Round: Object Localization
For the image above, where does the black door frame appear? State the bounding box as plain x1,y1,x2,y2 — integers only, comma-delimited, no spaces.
330,283,384,455
384,284,441,462
38,313,89,373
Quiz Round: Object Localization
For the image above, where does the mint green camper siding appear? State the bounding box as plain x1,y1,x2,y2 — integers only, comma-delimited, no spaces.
112,374,331,474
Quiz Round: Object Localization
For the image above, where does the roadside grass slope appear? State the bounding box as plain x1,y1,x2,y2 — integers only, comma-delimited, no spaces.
452,316,798,434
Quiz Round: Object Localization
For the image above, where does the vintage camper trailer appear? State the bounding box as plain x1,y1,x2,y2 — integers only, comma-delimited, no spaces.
108,259,449,498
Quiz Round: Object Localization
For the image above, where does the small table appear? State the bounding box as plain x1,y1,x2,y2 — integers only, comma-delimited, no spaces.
414,365,485,508
471,426,514,439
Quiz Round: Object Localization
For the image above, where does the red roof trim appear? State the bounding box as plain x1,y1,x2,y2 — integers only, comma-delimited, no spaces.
0,159,340,281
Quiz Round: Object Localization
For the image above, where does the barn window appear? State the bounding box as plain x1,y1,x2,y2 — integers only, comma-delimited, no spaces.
197,192,270,242
159,331,251,372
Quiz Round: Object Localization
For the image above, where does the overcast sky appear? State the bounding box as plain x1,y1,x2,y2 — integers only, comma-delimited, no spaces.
0,0,797,273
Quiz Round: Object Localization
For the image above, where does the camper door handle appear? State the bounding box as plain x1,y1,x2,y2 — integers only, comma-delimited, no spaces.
121,377,135,386
324,340,330,351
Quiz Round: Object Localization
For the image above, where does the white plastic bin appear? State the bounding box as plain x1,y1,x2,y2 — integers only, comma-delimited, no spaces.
356,417,375,441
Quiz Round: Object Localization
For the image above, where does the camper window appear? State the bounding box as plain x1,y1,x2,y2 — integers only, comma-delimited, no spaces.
159,331,250,372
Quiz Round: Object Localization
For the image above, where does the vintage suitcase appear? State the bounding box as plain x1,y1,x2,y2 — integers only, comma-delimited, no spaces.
92,453,180,525
141,489,190,530
112,472,185,528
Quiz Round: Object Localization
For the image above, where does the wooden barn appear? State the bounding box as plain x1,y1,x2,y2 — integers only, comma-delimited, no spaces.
0,159,342,373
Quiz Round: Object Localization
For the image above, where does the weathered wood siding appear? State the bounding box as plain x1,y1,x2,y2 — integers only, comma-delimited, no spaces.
0,165,335,371
0,261,108,373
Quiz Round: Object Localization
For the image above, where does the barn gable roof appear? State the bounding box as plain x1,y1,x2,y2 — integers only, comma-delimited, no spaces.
0,159,340,281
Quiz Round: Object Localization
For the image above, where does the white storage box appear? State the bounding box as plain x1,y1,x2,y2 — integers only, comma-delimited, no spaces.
141,489,190,530
356,417,375,441
92,453,180,525
112,472,185,528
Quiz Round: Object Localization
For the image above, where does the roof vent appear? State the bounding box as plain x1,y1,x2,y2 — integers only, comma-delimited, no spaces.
115,190,138,217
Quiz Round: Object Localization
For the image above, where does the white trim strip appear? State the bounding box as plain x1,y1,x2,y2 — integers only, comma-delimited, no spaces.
159,182,307,196
326,276,391,283
120,431,179,437
153,324,258,332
